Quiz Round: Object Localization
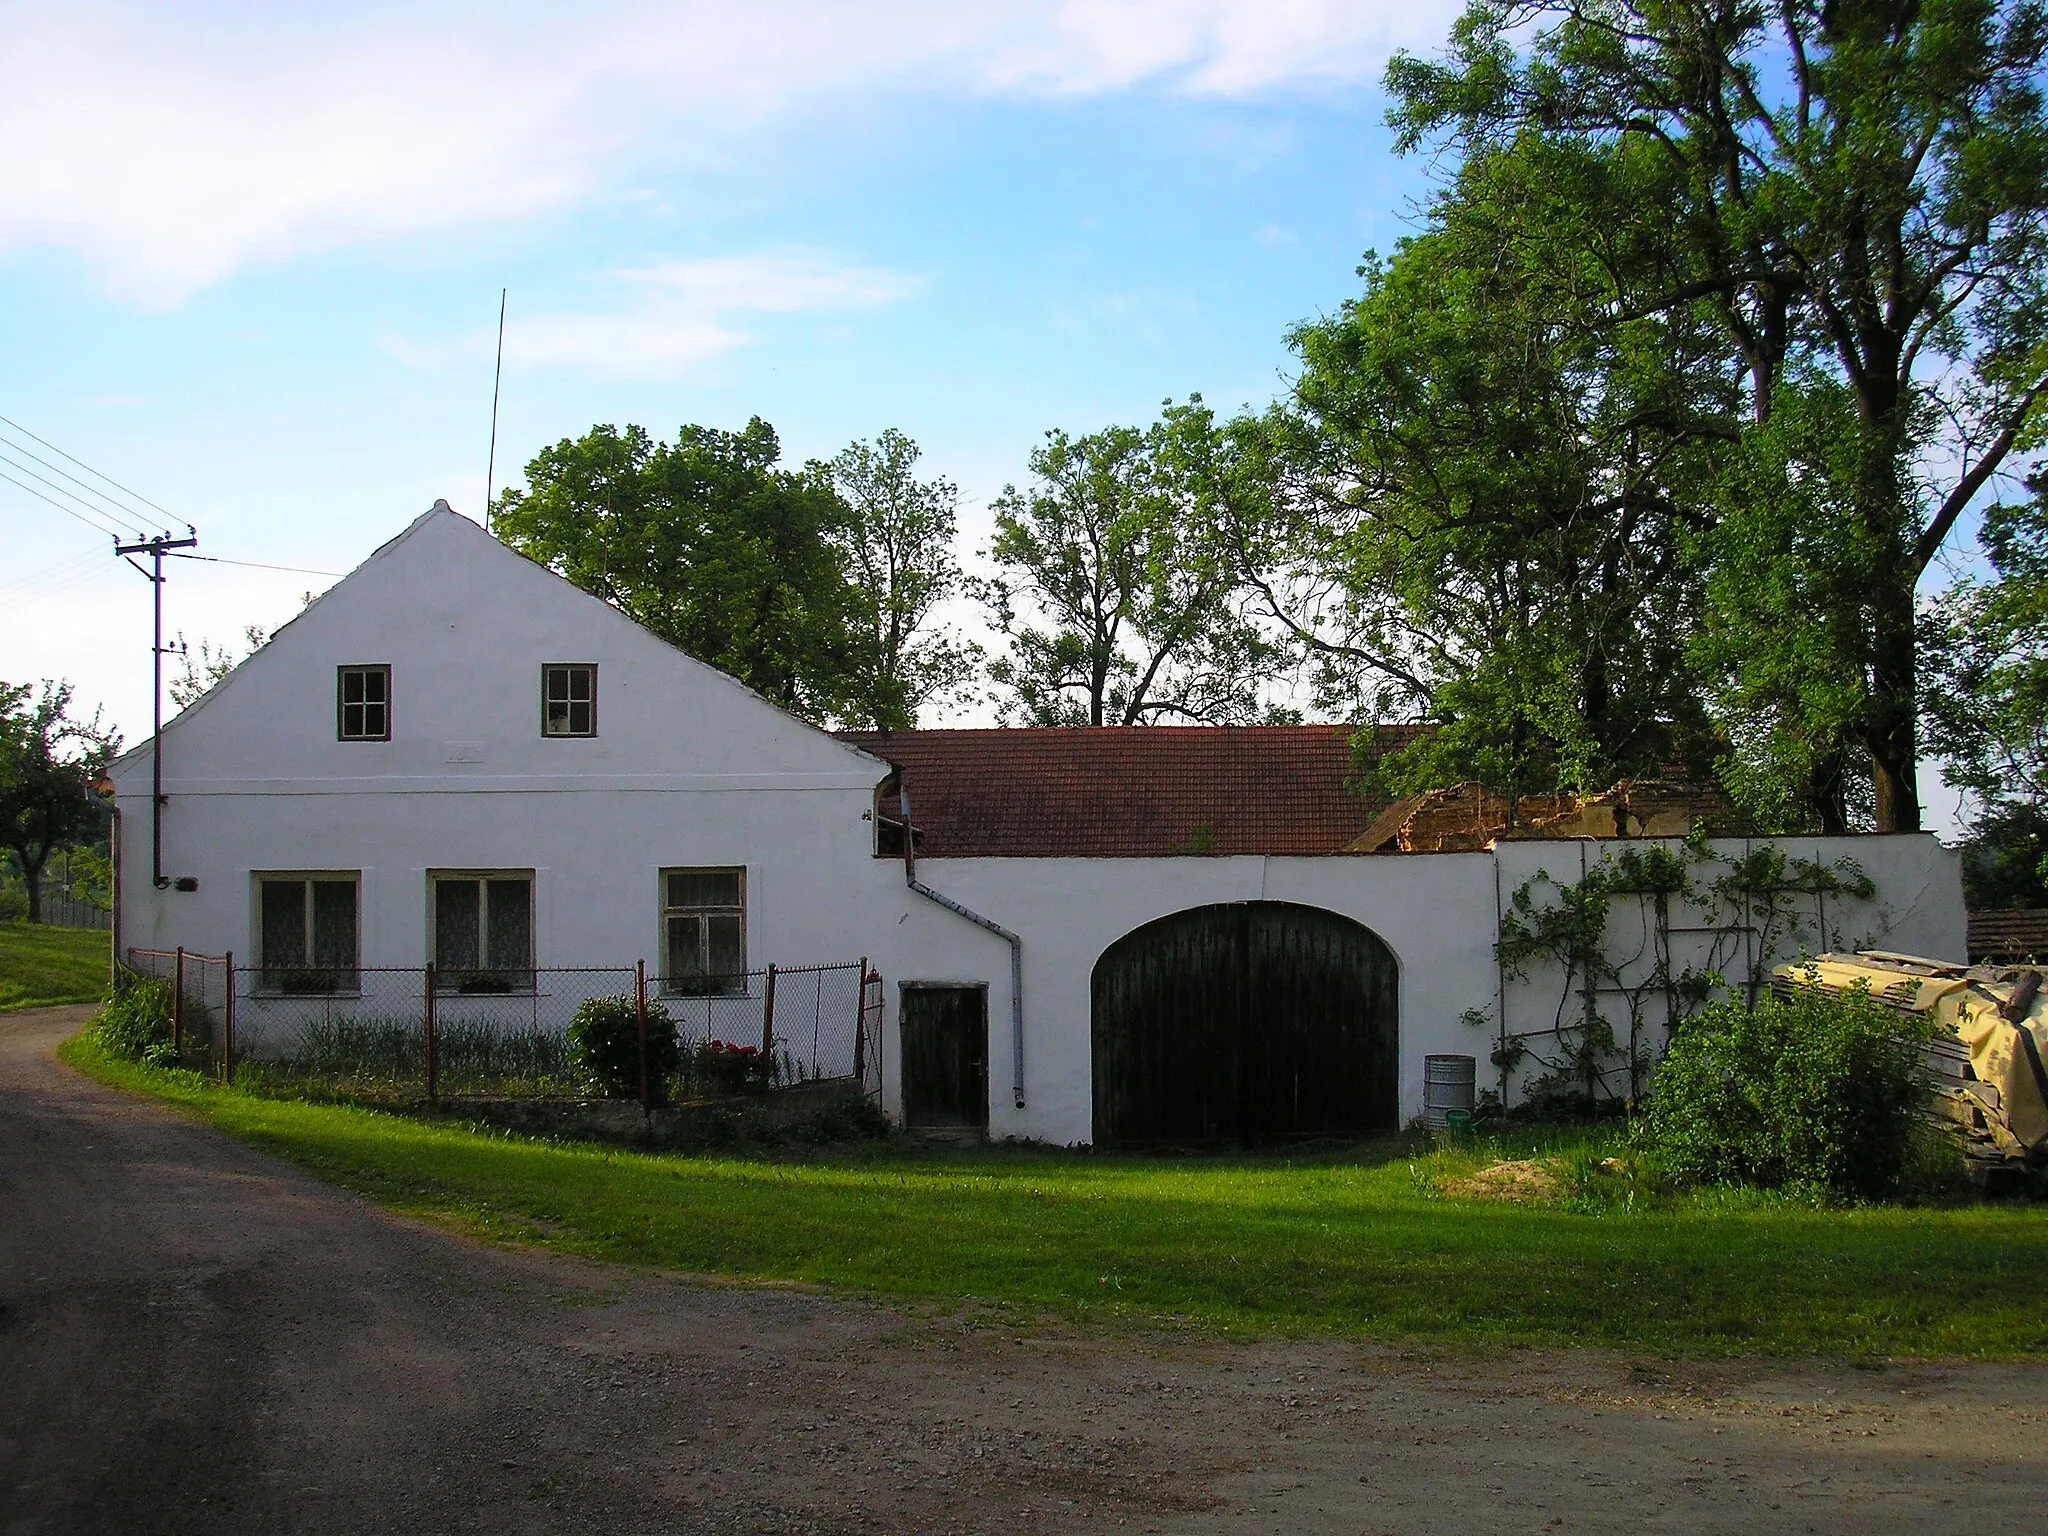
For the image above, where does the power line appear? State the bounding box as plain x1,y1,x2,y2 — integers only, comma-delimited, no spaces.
0,411,172,533
0,427,152,538
0,448,138,537
0,558,118,615
0,463,132,539
0,545,105,599
167,552,343,578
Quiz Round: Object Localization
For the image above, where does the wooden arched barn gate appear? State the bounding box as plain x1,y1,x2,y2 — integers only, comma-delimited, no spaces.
1090,901,1399,1144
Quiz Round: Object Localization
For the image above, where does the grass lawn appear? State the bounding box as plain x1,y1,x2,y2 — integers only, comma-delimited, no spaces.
0,922,108,1012
60,1033,2048,1360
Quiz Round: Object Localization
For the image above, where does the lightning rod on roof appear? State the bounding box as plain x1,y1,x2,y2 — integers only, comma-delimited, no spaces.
483,288,507,524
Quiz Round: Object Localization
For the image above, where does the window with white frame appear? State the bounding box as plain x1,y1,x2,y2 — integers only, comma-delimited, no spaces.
337,665,390,740
662,868,745,995
542,664,596,737
431,871,534,992
257,873,360,993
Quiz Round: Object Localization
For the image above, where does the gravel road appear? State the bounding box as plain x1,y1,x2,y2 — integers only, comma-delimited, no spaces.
4,1003,2046,1535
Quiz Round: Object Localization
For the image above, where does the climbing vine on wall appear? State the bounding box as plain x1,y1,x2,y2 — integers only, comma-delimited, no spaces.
1488,832,1877,1112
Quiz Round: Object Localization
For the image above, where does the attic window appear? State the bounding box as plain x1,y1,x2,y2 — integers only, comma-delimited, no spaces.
542,664,596,737
337,666,390,741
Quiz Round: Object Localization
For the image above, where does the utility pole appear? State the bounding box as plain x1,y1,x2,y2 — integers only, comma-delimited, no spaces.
115,529,198,890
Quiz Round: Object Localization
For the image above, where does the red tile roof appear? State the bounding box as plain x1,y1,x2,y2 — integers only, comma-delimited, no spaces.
836,725,1420,858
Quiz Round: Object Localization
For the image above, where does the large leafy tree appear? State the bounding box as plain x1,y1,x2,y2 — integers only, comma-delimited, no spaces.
978,412,1292,727
0,681,119,924
493,419,874,725
1924,485,2048,905
827,429,976,729
1218,135,1720,804
1388,0,2048,831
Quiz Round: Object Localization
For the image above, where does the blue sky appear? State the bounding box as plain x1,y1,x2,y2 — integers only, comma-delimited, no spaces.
1,1,1453,737
0,0,1984,830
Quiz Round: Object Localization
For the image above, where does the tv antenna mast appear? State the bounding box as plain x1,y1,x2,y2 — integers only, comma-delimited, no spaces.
483,288,507,520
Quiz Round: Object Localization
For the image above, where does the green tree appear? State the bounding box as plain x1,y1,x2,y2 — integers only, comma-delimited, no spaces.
827,429,976,728
1689,376,1876,832
1924,485,2048,905
978,412,1291,726
492,419,873,724
1219,136,1718,804
1389,0,2048,831
169,624,270,710
0,681,119,924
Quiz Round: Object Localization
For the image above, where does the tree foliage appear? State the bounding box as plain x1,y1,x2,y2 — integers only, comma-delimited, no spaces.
1387,0,2048,831
1222,135,1716,801
978,409,1293,726
0,680,119,924
492,419,872,725
170,624,270,711
827,429,976,728
1924,484,2048,905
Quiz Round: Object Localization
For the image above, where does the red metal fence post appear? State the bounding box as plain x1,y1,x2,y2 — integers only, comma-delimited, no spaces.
424,963,439,1106
172,946,185,1056
760,964,778,1087
635,959,650,1112
222,952,235,1085
853,956,868,1084
222,950,234,1081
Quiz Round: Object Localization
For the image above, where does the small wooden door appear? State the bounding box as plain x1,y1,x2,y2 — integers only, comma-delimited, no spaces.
900,985,988,1131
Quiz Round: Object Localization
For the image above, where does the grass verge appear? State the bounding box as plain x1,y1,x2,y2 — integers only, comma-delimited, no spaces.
0,922,108,1012
59,1032,2048,1359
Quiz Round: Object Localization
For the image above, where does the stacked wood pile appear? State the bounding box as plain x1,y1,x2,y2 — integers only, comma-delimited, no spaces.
1774,952,2048,1184
1968,909,2048,965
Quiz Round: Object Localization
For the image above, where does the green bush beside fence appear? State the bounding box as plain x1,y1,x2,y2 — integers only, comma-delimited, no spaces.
567,994,679,1100
86,979,178,1069
1637,981,1951,1200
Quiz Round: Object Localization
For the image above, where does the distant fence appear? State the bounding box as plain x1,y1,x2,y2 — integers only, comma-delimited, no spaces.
29,893,111,930
121,949,883,1107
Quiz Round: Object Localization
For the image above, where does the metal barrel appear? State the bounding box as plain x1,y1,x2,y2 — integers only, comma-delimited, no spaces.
1422,1053,1476,1130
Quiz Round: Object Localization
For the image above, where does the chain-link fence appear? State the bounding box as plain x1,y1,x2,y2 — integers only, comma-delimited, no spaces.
653,961,873,1092
229,964,638,1101
124,946,234,1074
120,950,880,1107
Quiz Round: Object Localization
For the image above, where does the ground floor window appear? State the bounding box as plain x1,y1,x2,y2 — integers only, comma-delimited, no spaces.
257,873,360,993
431,871,534,992
662,868,745,994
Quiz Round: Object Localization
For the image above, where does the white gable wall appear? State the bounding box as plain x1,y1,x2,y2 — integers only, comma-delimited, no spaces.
110,504,899,1003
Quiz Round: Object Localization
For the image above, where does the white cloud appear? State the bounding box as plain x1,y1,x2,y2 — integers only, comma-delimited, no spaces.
500,253,920,377
0,0,1455,302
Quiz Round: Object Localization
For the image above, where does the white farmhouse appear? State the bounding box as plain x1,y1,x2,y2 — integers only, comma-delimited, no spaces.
111,502,1970,1144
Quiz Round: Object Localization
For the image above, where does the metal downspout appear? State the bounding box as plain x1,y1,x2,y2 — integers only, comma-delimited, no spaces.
898,787,1026,1110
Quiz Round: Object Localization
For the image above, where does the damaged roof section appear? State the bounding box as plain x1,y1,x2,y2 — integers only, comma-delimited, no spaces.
840,726,1735,860
1348,779,1734,854
837,725,1420,858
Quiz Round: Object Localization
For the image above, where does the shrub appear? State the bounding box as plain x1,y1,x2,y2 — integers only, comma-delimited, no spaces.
566,994,678,1101
89,979,177,1068
787,1094,892,1144
694,1039,768,1096
1637,982,1938,1201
